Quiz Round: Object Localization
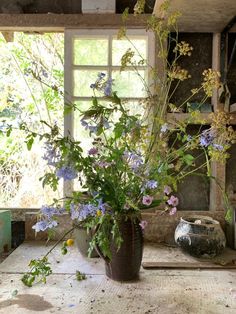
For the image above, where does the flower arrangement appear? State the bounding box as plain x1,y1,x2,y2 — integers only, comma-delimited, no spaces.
17,0,236,286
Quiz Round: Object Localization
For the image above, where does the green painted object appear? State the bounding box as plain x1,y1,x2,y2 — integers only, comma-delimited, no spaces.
0,210,11,253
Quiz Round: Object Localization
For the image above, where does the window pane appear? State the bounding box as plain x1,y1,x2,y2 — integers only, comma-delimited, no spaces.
73,38,108,65
112,70,147,98
112,38,147,66
73,70,108,97
0,32,64,208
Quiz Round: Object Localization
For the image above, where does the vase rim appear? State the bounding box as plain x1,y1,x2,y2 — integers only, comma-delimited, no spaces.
180,215,220,226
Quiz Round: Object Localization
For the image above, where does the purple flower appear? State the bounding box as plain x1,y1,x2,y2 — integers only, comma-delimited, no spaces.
212,144,224,151
56,166,77,181
124,151,144,172
95,161,113,168
40,205,57,218
164,186,172,195
88,125,98,133
90,83,96,89
81,119,88,128
167,195,179,207
70,203,80,220
32,219,58,232
32,220,48,232
145,180,158,189
104,78,113,96
139,220,148,230
78,203,97,220
88,147,98,155
42,142,60,166
200,130,215,147
169,207,177,215
142,195,153,206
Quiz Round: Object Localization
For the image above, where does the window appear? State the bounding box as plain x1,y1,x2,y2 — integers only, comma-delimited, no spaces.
64,29,155,192
65,30,155,136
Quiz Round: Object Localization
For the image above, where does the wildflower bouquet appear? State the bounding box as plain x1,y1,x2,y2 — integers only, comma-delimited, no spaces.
19,0,236,285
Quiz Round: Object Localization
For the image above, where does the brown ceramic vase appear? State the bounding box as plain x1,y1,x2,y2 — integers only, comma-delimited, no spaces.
96,217,143,281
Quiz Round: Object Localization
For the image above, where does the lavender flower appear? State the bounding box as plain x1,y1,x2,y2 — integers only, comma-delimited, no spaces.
95,161,113,168
164,186,172,195
70,203,80,220
32,220,48,232
40,205,57,218
56,166,77,181
124,151,144,172
145,180,158,189
200,129,215,147
104,77,113,96
167,195,179,207
142,195,153,206
212,144,224,151
78,203,98,220
42,142,60,166
88,147,98,155
32,219,58,232
139,220,148,230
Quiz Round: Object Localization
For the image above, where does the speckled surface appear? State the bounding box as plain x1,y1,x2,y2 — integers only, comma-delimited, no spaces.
0,242,236,313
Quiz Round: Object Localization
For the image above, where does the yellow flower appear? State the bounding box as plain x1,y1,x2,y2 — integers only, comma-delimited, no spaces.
97,210,102,217
66,239,74,246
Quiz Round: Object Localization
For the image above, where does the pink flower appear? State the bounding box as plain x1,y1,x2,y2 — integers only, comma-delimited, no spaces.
139,220,148,230
142,195,153,206
167,195,179,207
169,207,177,215
164,185,172,195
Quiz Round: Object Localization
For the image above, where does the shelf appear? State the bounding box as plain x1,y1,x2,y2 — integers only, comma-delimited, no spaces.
167,112,236,125
154,0,236,32
0,14,150,32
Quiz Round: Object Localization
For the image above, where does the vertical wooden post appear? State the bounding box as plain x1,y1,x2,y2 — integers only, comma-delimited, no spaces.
210,33,226,211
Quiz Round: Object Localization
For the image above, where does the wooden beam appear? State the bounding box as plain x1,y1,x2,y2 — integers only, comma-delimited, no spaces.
0,14,150,32
1,31,14,42
212,33,223,112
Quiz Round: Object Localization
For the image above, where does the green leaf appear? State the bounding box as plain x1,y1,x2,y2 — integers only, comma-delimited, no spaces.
26,137,34,150
183,154,194,166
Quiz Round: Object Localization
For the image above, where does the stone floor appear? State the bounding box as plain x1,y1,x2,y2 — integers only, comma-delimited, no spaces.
0,242,236,314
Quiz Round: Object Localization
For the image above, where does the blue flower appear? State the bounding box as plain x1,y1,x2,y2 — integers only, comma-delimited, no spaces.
104,78,113,96
212,144,224,151
40,205,65,218
200,130,215,147
42,142,60,166
56,166,77,181
124,151,144,172
78,204,97,220
32,219,58,232
70,204,80,220
145,180,158,189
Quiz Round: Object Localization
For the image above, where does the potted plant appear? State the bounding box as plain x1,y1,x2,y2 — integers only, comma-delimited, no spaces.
9,0,234,286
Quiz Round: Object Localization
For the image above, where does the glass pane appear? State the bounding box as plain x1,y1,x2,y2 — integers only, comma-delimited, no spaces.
122,100,145,116
73,38,108,65
112,37,147,66
73,70,108,97
112,70,147,98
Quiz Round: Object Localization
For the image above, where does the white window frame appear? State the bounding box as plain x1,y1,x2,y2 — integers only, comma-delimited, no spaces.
64,28,155,196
